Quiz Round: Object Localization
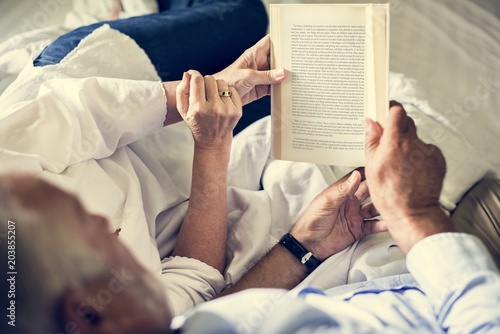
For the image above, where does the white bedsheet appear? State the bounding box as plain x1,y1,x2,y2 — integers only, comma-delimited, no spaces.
0,0,498,290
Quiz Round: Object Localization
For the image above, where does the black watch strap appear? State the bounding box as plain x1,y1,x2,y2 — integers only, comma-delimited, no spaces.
279,233,321,272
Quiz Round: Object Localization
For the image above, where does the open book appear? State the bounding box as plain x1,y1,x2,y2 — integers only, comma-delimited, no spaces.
270,3,389,166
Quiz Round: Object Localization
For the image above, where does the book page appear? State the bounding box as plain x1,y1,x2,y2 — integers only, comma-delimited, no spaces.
271,4,388,166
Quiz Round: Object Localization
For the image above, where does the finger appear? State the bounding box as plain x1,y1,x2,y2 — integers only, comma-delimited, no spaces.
187,70,205,106
386,103,410,135
362,219,388,235
249,68,286,87
216,79,229,92
389,100,403,108
354,180,369,203
338,170,362,198
216,79,231,105
228,86,242,110
218,80,242,111
250,34,271,66
361,202,380,219
176,72,191,117
256,34,270,53
320,170,360,206
363,118,383,161
406,114,417,135
354,167,365,181
204,75,218,102
384,105,420,147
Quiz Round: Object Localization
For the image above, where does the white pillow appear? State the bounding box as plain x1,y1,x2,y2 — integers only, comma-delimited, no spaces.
388,72,498,212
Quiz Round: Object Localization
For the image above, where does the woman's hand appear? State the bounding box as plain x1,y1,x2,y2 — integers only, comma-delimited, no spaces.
291,169,387,261
214,35,286,105
164,36,280,126
176,70,242,150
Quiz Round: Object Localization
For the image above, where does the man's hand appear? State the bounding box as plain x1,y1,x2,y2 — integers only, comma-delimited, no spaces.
214,35,286,105
219,169,386,296
291,169,386,261
176,70,242,150
364,101,454,253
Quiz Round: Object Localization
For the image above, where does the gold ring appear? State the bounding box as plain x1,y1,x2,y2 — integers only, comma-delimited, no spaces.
218,91,232,97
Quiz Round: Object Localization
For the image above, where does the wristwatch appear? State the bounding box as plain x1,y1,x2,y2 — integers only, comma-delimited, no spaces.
279,233,321,272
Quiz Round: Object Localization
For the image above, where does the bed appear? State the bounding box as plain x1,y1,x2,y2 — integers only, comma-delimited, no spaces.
0,0,499,295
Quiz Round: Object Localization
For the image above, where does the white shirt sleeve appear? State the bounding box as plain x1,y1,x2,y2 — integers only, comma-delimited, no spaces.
159,256,227,316
407,233,500,333
0,77,167,173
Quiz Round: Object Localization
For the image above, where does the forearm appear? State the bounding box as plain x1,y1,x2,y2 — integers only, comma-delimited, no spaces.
218,240,309,298
172,143,231,273
386,207,455,254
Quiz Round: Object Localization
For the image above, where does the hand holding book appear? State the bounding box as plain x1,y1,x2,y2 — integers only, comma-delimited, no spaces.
270,3,389,166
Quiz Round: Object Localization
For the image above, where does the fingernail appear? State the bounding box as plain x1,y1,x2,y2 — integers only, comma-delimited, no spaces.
348,172,357,183
362,118,371,133
275,68,285,78
182,72,186,82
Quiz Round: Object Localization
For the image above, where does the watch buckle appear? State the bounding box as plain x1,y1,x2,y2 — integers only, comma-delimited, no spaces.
301,252,313,264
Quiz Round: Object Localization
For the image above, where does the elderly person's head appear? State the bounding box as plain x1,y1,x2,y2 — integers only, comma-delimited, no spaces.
0,174,171,334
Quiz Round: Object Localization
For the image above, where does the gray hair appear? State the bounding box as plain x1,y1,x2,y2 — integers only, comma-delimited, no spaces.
0,178,108,333
0,175,170,334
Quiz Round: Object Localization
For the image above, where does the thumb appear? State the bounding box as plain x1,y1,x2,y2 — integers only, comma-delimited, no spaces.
251,68,286,86
327,170,361,202
176,72,191,117
343,170,362,197
363,118,383,161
